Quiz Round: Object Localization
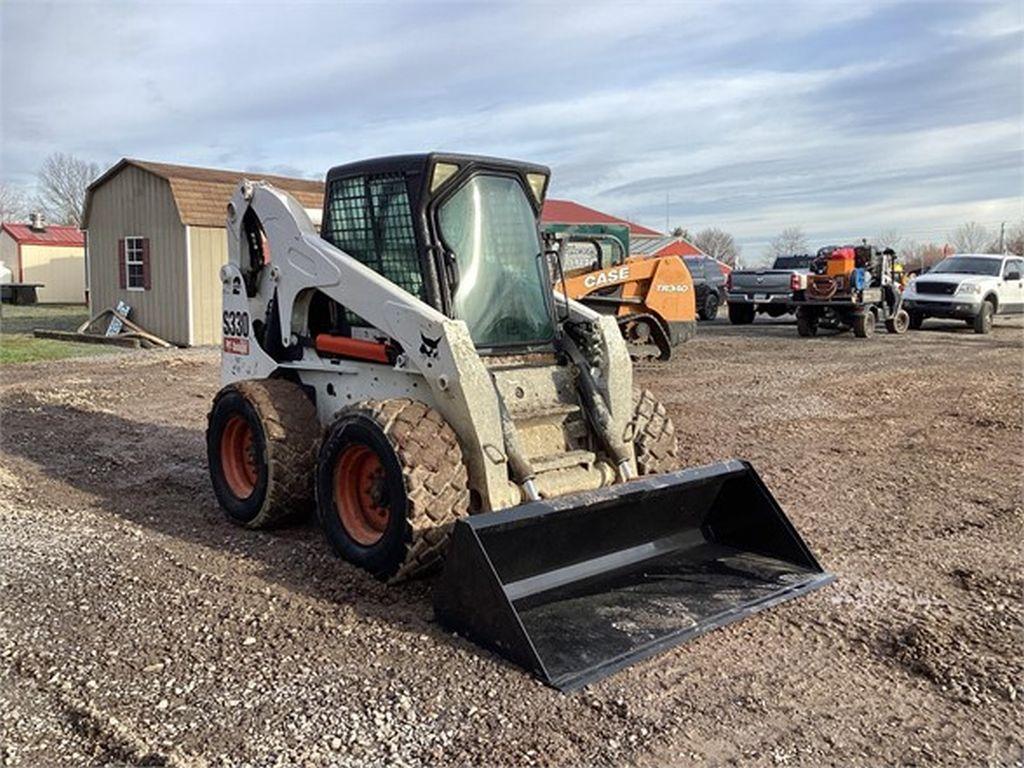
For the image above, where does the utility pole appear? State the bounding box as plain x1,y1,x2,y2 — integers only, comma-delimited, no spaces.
999,221,1006,253
665,192,669,234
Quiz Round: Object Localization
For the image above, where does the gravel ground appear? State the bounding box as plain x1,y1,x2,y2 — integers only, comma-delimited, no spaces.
1,314,1022,767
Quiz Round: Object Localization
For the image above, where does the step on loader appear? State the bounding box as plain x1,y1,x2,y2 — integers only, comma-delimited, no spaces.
206,153,832,690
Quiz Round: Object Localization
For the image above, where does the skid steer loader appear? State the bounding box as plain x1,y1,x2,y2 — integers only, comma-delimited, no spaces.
541,222,697,361
206,153,832,691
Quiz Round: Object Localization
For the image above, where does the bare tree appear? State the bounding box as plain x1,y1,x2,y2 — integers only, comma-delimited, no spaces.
671,226,690,240
948,221,993,254
36,152,100,226
899,241,950,272
0,182,28,223
874,228,903,252
691,227,741,267
768,226,808,258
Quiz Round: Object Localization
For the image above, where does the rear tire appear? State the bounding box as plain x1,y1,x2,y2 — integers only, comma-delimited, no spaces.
908,312,924,330
728,302,755,325
316,399,469,582
973,300,994,334
631,389,679,475
698,292,719,321
207,379,319,529
853,309,876,338
885,308,910,334
796,309,818,337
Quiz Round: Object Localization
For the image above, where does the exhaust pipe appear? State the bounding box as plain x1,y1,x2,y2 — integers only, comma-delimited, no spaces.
434,460,834,691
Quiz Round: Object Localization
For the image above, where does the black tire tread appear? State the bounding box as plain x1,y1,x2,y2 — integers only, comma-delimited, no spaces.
797,312,817,337
210,379,320,529
631,389,679,476
727,302,755,325
328,399,469,582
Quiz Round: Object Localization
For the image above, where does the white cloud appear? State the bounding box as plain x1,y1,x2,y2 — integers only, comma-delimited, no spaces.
0,0,1019,255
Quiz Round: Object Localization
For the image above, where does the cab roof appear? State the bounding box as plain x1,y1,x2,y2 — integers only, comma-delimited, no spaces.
325,152,550,183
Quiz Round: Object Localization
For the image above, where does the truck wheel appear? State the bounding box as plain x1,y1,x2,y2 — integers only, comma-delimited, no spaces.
631,389,679,475
728,302,755,325
316,399,469,582
909,312,924,330
853,309,876,338
973,300,994,334
885,309,910,334
796,309,818,337
207,379,319,529
698,292,719,321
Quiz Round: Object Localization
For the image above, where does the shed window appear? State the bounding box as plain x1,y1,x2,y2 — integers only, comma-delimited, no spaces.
119,236,150,291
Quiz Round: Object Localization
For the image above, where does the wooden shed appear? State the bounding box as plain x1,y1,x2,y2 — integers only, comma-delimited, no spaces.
82,159,324,346
0,218,86,303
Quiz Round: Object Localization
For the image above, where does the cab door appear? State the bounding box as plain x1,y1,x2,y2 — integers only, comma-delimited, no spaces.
1001,258,1024,313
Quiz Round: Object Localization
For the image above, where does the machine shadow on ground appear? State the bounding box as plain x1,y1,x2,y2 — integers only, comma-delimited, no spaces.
0,394,483,651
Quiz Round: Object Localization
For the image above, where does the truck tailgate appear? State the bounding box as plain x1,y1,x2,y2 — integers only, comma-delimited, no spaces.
730,270,793,294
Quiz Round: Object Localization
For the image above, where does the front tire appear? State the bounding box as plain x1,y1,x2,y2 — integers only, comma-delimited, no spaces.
728,302,755,325
631,389,679,475
885,308,910,334
316,400,469,582
206,379,319,529
973,300,994,334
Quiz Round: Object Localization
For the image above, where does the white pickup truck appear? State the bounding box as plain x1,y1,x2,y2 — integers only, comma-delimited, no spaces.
902,253,1024,334
725,254,814,324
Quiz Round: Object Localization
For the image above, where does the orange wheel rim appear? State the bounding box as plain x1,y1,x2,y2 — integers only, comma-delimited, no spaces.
220,415,258,499
334,444,390,546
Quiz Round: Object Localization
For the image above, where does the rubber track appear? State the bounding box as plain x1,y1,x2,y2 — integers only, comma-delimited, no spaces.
227,379,320,528
353,399,470,582
631,388,679,476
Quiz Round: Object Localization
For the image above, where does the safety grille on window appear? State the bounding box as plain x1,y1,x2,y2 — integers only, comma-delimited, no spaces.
322,173,424,325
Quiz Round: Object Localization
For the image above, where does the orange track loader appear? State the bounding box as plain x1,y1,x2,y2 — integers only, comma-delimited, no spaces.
545,223,696,360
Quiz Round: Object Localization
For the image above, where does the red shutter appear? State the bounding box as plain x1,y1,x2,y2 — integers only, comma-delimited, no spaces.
142,238,152,290
118,238,126,289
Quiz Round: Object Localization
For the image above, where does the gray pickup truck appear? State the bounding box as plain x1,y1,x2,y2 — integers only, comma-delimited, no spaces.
725,254,814,324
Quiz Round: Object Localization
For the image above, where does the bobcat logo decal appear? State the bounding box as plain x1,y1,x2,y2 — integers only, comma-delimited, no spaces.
419,333,441,359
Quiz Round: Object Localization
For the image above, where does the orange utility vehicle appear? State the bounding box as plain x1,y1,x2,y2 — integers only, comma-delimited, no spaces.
544,223,696,360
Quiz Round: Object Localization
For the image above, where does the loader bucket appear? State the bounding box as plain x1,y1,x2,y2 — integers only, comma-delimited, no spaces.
434,460,833,691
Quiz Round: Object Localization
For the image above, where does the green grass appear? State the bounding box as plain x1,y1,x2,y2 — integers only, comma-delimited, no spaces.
0,303,122,365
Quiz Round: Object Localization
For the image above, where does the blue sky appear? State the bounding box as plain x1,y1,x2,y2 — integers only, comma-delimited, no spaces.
1,0,1021,260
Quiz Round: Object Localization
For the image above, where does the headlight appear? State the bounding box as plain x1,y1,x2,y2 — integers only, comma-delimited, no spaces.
955,283,982,295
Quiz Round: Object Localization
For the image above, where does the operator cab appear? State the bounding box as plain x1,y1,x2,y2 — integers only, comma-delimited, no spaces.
316,153,555,354
541,223,630,278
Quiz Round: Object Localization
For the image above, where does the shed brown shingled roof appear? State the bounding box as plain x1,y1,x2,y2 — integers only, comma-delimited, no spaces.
83,158,325,228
